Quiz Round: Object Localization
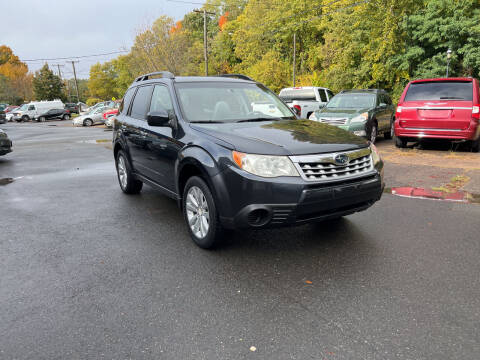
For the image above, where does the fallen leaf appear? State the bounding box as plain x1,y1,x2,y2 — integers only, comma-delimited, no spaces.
305,280,313,284
250,346,256,352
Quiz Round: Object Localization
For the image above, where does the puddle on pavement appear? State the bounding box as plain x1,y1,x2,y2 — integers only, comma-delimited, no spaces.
0,177,14,185
384,186,480,204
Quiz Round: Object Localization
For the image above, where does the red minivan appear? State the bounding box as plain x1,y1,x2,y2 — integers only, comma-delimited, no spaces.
394,77,480,151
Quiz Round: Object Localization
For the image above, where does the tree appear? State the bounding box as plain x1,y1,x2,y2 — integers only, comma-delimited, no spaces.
32,64,63,101
392,0,480,82
88,62,119,100
0,45,32,103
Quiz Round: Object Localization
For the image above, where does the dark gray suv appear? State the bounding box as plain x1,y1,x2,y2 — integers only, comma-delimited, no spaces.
113,72,384,248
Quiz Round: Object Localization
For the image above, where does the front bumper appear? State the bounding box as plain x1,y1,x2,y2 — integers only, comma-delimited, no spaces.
215,166,384,229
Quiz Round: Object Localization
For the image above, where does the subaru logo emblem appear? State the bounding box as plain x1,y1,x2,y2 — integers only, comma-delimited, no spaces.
334,153,349,165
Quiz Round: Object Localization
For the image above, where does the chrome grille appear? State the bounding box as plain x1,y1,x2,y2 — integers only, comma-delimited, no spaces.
319,117,348,125
290,148,373,182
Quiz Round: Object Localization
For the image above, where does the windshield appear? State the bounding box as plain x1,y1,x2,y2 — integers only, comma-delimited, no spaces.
405,81,473,101
175,82,295,123
326,93,376,109
18,104,28,111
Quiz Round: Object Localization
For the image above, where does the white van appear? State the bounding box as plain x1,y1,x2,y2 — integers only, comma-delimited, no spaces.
13,100,64,122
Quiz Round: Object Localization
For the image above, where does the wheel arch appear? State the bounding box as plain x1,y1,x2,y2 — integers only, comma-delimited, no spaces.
176,146,221,206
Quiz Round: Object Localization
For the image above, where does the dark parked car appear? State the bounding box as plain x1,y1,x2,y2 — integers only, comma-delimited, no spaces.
36,109,71,122
65,103,79,114
0,129,12,155
113,72,384,248
309,89,396,143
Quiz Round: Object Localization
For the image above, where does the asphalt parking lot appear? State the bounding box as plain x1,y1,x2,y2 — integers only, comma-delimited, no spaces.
1,121,480,359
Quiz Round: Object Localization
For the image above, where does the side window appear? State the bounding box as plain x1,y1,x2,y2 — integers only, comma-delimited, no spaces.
377,94,383,106
327,90,334,99
385,95,392,105
28,105,35,111
130,85,153,120
150,85,174,114
119,87,136,115
318,89,327,102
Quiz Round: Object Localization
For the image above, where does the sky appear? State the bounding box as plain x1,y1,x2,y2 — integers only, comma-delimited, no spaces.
2,0,198,79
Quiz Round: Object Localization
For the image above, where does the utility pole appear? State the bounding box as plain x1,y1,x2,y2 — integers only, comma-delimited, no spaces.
293,33,296,87
53,64,69,102
68,61,80,102
194,9,215,76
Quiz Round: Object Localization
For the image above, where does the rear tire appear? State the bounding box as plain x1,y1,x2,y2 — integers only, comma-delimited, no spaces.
183,176,224,249
115,150,143,194
395,136,407,148
384,120,394,140
471,138,480,153
63,114,70,120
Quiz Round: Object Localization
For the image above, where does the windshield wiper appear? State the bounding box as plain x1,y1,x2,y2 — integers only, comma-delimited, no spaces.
189,120,223,124
440,97,465,100
236,117,278,123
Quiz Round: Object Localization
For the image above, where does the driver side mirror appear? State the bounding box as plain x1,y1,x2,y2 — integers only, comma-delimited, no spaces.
379,103,387,107
147,110,169,127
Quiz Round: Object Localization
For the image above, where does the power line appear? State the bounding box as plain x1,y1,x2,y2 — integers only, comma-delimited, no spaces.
21,50,128,62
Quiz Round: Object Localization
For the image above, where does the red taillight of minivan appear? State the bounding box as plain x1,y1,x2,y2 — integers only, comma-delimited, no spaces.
472,106,480,120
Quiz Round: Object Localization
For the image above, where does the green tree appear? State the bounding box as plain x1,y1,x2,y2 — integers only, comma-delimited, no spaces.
32,64,64,101
88,62,119,100
392,0,480,82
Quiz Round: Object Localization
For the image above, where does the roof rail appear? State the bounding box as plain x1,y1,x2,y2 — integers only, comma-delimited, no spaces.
135,71,175,82
217,74,254,81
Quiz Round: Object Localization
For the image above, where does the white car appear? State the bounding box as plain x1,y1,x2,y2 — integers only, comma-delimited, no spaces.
279,87,334,119
72,106,110,126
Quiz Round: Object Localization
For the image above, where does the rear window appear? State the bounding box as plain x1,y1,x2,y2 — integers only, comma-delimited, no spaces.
405,81,473,101
279,88,316,101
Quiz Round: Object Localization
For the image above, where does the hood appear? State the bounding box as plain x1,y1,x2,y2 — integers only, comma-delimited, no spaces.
190,120,368,156
316,107,372,119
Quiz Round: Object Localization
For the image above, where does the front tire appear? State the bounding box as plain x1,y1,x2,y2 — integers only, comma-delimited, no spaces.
115,150,143,194
39,116,46,122
183,176,224,249
83,119,93,127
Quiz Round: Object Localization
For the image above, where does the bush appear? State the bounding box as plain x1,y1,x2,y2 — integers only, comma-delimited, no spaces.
86,98,103,106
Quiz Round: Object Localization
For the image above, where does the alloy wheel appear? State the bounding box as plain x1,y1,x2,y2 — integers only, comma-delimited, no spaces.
117,156,128,189
186,186,210,239
370,125,377,143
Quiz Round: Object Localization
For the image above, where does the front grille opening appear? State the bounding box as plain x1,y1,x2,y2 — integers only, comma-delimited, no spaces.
306,174,377,189
299,155,372,181
319,118,348,125
297,201,371,221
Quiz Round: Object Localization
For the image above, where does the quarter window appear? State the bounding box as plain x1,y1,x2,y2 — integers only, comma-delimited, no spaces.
130,85,153,120
119,87,136,115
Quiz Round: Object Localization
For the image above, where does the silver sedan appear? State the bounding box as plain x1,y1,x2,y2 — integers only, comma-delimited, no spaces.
72,106,110,126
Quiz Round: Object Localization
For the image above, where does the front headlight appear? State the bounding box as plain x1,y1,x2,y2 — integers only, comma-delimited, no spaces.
232,151,300,177
370,143,381,166
350,112,368,123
